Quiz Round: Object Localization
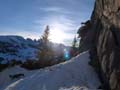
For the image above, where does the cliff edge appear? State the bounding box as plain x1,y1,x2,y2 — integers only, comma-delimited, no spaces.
78,0,120,90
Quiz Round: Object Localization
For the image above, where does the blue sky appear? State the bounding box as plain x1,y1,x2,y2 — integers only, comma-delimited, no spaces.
0,0,95,45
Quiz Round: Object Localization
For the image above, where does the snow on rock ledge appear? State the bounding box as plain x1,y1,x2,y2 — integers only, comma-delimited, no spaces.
4,51,100,90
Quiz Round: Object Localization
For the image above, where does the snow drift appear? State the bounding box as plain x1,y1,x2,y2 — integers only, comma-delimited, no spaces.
1,51,101,90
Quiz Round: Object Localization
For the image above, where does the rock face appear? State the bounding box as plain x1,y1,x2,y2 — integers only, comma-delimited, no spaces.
78,0,120,90
77,20,94,53
91,0,120,90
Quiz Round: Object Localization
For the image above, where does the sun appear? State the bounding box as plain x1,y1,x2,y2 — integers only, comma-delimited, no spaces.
49,27,65,43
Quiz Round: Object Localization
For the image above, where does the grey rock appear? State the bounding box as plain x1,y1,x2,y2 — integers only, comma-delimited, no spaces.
78,0,120,90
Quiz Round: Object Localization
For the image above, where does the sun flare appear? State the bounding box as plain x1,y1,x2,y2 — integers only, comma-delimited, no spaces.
49,26,65,43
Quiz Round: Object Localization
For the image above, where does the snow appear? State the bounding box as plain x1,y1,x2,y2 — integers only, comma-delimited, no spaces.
0,47,37,63
0,35,38,63
1,51,101,90
0,35,68,63
0,66,39,90
0,36,26,45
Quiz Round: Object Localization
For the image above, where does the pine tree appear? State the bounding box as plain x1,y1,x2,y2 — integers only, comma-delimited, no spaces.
37,25,54,67
42,25,49,44
71,35,77,57
72,35,77,49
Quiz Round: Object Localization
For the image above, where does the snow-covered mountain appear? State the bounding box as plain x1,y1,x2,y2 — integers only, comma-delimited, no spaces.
0,35,70,64
0,35,39,63
0,51,101,90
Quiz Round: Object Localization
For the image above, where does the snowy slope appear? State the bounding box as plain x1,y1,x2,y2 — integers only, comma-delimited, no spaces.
2,51,101,90
0,35,38,63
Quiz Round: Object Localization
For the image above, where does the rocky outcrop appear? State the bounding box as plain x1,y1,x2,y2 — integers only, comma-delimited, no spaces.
78,0,120,90
77,20,93,53
91,0,120,90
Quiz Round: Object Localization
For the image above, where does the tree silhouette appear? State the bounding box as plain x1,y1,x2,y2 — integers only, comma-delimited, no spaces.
37,25,54,67
72,35,77,49
70,35,78,57
42,25,49,44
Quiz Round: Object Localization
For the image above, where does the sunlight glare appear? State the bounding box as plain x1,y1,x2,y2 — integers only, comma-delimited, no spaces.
49,23,66,43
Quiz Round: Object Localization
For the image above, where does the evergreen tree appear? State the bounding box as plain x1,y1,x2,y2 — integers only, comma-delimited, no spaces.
70,35,78,57
42,25,49,44
37,25,54,67
72,35,77,49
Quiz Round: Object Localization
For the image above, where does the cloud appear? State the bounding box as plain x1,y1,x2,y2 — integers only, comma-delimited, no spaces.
40,7,72,14
40,7,62,12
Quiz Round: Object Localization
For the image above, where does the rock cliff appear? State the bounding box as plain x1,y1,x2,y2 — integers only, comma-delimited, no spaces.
78,0,120,90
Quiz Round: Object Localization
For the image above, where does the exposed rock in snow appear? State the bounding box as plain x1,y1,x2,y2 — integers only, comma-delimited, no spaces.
1,51,101,90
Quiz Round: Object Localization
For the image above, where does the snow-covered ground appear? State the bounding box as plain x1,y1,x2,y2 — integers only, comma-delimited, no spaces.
0,51,101,90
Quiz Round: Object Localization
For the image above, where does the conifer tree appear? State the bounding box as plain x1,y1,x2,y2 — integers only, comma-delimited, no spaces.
72,35,77,49
37,25,54,67
70,35,77,57
42,25,49,44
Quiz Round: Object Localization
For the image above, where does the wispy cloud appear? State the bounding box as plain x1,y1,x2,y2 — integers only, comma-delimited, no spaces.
40,7,62,12
40,7,72,14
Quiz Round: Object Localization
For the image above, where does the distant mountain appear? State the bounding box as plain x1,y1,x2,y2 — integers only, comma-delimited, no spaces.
0,35,70,64
0,35,39,64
